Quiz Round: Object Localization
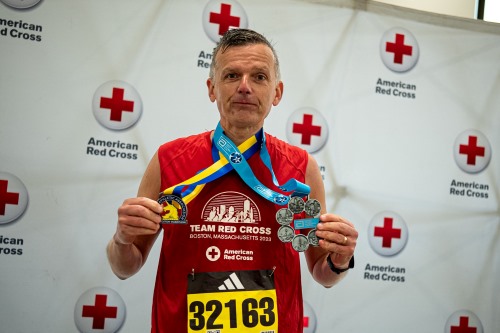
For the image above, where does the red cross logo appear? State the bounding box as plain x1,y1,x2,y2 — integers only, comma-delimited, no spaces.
81,294,118,330
459,136,485,166
208,247,220,259
292,114,322,145
209,3,240,35
374,217,401,248
100,87,134,122
450,316,477,333
386,33,413,64
0,180,19,216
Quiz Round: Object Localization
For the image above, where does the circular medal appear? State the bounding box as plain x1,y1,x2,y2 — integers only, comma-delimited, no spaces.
304,199,321,217
277,225,295,243
157,194,188,224
276,208,293,226
288,196,305,214
307,229,320,247
292,234,309,252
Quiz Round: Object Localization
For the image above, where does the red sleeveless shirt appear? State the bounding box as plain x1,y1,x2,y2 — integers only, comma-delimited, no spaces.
153,131,309,333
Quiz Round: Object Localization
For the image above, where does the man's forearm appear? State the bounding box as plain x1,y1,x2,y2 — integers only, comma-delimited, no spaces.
106,236,144,280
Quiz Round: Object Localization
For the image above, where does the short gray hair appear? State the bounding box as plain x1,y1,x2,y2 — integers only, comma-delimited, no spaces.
209,28,281,81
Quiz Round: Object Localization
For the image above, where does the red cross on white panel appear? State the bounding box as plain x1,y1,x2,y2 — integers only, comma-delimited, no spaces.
286,107,328,153
99,87,134,122
368,211,408,256
454,130,491,174
380,27,419,72
92,80,143,130
202,0,248,43
74,287,125,333
0,172,28,225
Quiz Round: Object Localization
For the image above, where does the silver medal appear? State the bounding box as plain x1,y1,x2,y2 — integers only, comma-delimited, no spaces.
304,199,321,217
276,208,293,225
288,196,305,214
307,229,320,247
277,225,294,243
291,234,309,252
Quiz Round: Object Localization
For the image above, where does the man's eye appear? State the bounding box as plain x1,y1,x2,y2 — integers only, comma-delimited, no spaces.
225,73,238,79
256,74,267,81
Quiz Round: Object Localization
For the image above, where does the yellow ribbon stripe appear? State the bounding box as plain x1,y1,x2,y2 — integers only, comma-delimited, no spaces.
161,135,258,204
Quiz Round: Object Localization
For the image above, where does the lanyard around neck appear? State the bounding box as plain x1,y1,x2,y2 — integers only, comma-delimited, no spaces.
160,123,310,205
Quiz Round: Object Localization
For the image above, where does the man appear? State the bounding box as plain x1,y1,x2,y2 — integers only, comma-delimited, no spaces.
107,28,358,333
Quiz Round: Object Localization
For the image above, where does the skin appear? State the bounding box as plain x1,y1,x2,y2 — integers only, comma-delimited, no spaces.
107,43,358,288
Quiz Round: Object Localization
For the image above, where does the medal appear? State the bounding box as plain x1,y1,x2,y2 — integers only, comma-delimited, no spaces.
275,208,293,225
277,225,295,242
292,234,309,252
158,194,188,224
275,196,322,251
304,198,321,217
288,196,305,214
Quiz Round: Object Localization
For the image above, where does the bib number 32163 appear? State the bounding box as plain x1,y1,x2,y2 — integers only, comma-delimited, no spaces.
187,270,278,333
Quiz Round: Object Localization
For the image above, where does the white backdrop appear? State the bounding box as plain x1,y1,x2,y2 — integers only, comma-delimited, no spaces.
0,0,499,332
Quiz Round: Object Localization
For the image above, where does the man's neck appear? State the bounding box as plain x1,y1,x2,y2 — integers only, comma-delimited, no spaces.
219,123,262,146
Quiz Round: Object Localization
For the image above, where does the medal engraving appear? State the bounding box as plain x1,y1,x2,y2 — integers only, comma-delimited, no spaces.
277,225,294,243
307,229,319,247
276,208,293,226
305,199,321,217
158,194,188,224
291,234,309,252
288,196,305,214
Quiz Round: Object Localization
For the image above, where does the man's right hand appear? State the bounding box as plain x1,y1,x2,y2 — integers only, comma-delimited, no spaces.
114,197,163,245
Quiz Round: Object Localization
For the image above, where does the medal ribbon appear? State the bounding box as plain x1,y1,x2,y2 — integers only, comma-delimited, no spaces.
160,123,310,205
160,133,259,204
213,123,310,205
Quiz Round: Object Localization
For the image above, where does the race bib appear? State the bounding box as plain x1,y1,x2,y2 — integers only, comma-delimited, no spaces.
187,270,278,333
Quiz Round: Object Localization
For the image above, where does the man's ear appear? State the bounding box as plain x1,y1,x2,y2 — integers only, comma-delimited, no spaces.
207,78,216,103
273,81,284,106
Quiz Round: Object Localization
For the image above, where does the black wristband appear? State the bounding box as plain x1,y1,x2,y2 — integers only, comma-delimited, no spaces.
326,254,355,274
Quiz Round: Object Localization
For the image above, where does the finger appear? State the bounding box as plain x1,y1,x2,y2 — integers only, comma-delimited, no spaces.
124,197,163,214
315,229,349,246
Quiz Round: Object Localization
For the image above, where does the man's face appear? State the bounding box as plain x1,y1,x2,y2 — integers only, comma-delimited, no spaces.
207,44,283,131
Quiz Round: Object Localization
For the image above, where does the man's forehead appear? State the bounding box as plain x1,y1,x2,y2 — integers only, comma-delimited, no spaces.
216,44,275,68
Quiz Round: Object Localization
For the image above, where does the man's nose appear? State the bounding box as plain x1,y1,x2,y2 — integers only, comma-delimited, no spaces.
237,75,252,94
